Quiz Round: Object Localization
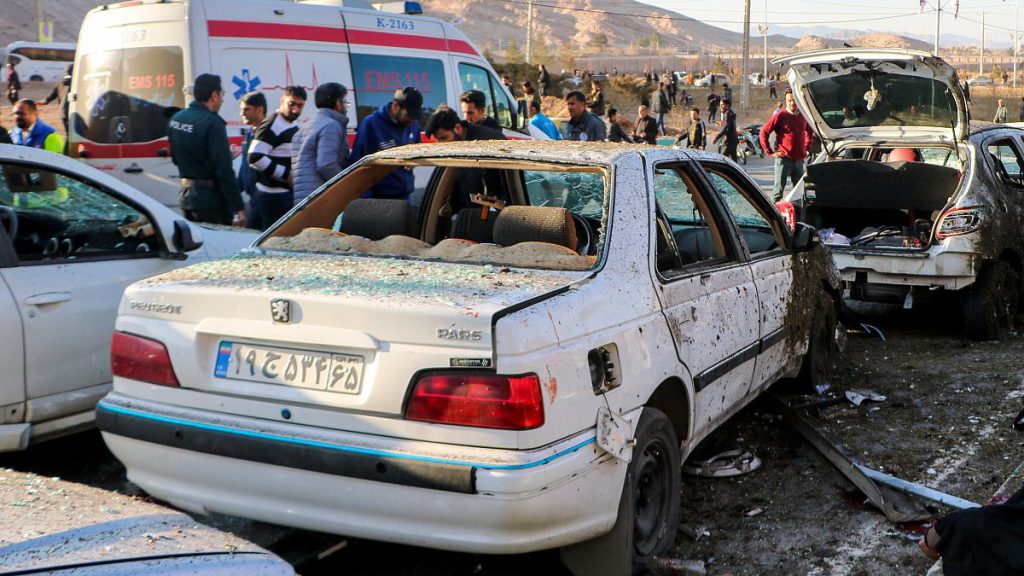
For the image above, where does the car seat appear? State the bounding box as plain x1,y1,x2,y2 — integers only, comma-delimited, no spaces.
338,198,416,240
493,206,578,251
450,207,497,243
888,148,918,162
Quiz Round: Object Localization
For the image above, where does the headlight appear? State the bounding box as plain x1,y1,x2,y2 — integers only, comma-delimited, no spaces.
936,207,985,239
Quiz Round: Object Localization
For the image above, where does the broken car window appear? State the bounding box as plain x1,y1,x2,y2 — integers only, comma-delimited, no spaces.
702,166,783,255
652,165,727,271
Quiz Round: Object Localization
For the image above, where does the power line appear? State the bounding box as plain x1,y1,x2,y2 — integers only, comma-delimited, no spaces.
495,0,923,26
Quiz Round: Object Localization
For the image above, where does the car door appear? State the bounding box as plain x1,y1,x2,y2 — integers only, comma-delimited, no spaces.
0,159,181,422
649,161,760,432
985,135,1024,237
700,160,795,393
0,231,25,421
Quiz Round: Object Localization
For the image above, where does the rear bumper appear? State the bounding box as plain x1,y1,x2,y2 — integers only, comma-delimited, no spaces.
97,394,625,553
833,249,977,291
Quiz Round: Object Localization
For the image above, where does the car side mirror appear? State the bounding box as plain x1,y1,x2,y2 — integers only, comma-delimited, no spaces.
172,219,203,254
793,222,818,252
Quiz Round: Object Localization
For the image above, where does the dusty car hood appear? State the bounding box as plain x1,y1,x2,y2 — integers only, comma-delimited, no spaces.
775,49,969,144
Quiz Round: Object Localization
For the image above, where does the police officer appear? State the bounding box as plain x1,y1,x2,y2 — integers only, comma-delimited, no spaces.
168,73,244,226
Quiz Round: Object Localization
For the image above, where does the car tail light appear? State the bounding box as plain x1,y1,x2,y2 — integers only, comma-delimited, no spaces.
775,200,796,231
405,373,544,430
936,207,985,239
111,331,180,387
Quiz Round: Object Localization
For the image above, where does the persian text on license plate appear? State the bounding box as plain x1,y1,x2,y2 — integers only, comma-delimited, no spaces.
214,341,363,394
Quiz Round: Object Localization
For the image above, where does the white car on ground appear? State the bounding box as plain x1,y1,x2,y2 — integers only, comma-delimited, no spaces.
0,144,256,451
693,73,730,87
97,141,839,574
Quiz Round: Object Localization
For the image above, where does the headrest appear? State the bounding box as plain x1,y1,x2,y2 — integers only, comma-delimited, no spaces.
339,198,415,240
493,206,577,251
888,148,918,162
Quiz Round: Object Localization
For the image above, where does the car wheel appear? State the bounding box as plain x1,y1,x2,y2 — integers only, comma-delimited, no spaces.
629,408,680,569
559,408,680,576
786,293,839,394
29,75,43,82
963,260,1019,341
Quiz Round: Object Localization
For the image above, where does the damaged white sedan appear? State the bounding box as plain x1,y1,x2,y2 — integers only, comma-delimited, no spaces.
97,141,838,574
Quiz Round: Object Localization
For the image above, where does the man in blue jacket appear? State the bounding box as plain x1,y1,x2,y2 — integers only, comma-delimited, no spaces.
349,87,423,200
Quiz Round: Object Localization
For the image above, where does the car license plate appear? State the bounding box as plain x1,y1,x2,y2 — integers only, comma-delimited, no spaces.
214,341,363,394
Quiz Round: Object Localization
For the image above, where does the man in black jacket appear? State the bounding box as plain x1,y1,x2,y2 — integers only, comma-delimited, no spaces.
606,108,632,143
424,105,506,214
711,98,738,161
460,89,500,130
651,82,671,135
674,108,706,150
632,103,658,145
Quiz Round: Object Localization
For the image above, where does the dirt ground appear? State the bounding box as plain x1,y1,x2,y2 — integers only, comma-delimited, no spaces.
672,299,1024,576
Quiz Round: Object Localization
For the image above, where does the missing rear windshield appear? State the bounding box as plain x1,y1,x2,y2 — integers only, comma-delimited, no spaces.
806,71,958,130
260,159,609,271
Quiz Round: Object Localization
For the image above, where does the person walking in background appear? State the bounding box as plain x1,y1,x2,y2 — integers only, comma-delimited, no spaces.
167,74,244,226
294,82,349,205
707,89,721,124
606,108,632,143
711,98,738,161
236,91,266,230
587,79,605,118
41,64,72,136
5,61,20,105
994,99,1009,124
673,108,706,149
501,74,515,97
632,103,658,145
538,64,551,97
768,76,778,99
651,82,671,136
248,85,306,226
722,83,733,104
349,87,423,200
528,100,560,140
11,99,64,154
460,89,500,130
521,81,537,107
760,89,815,201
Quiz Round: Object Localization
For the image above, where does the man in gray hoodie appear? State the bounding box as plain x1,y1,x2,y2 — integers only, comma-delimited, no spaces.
293,82,349,203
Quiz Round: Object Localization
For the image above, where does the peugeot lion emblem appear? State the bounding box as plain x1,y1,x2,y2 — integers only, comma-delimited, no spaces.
270,299,292,323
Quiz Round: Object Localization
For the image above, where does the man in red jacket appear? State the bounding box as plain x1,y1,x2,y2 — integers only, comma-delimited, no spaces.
760,89,815,201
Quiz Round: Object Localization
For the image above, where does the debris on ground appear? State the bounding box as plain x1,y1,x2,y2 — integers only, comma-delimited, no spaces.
646,556,707,576
845,389,888,406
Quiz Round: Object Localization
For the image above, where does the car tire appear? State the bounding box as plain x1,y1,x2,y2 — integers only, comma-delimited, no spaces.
786,293,839,394
963,260,1019,341
559,408,680,576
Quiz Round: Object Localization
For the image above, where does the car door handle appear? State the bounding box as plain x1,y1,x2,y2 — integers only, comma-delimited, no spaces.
123,166,143,174
24,292,71,306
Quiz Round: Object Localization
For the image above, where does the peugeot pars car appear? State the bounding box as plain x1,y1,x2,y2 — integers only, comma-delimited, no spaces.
97,141,838,574
776,48,1024,340
0,144,255,452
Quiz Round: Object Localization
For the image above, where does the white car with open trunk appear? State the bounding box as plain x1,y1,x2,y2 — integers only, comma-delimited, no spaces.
777,48,1024,339
97,141,838,574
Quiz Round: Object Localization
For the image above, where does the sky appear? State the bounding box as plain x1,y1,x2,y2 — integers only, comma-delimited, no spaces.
636,0,1024,45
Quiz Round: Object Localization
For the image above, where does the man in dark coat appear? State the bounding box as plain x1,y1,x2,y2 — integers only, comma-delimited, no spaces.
632,103,658,145
606,108,632,143
711,98,738,161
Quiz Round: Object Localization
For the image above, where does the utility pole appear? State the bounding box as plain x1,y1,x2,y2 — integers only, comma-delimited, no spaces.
980,11,985,77
761,0,768,81
741,0,751,110
36,0,44,42
1014,0,1019,88
934,0,941,56
526,0,534,64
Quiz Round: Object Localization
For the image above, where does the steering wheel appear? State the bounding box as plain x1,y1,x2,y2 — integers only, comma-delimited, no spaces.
571,213,595,256
0,206,17,240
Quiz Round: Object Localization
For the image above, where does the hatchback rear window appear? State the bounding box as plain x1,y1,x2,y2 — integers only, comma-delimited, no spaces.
805,73,957,130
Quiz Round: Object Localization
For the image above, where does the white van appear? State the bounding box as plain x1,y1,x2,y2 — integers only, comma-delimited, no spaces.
69,0,535,208
2,41,76,83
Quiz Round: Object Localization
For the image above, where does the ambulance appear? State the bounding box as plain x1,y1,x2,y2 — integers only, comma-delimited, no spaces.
69,0,535,207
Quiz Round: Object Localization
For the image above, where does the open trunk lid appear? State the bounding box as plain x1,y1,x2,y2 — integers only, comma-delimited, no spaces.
120,251,587,417
775,48,969,144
